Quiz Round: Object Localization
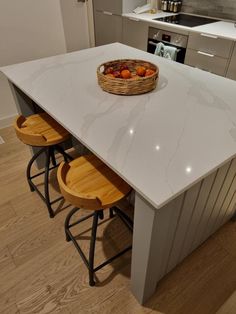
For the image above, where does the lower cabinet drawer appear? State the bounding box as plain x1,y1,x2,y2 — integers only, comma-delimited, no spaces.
185,48,228,76
188,32,233,58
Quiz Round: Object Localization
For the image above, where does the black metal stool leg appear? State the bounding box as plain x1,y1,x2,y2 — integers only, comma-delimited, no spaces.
98,210,104,220
44,147,54,218
112,207,133,232
64,207,81,242
54,144,73,162
26,147,46,192
109,208,115,218
89,210,100,286
50,146,57,167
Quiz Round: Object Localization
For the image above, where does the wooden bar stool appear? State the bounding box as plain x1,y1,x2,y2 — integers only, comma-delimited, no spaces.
14,112,72,218
57,154,133,286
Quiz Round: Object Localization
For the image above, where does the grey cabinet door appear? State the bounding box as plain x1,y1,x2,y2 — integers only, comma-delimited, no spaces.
226,43,236,81
122,17,148,51
93,0,122,15
93,0,146,14
94,11,122,46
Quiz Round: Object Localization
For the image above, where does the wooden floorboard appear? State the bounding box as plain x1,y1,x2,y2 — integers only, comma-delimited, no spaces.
0,126,236,314
216,291,236,314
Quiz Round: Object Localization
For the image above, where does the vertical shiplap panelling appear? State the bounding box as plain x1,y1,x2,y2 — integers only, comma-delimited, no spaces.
191,160,232,251
212,174,236,232
157,194,185,279
179,170,217,261
136,157,236,287
166,181,202,273
221,193,236,225
201,159,236,241
148,195,184,283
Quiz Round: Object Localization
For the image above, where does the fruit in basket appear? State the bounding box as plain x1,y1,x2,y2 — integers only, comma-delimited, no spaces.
136,66,146,77
105,73,115,78
145,69,155,77
119,64,129,72
104,66,114,75
113,70,121,78
132,75,141,80
121,69,131,79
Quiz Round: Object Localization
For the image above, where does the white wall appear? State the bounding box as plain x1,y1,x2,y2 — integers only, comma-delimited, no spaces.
0,0,67,128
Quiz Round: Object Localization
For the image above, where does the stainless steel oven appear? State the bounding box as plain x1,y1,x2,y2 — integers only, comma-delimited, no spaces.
147,27,188,64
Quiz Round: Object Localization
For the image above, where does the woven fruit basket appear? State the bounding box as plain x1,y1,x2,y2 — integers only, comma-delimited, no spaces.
97,59,159,95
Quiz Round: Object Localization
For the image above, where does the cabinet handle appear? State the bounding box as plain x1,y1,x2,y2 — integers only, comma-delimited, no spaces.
197,51,215,58
129,17,140,22
103,11,112,15
200,33,218,39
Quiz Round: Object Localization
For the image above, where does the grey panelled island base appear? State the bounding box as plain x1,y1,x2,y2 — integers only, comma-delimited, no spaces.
1,43,236,304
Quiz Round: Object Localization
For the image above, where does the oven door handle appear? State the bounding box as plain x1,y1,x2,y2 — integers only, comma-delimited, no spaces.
148,41,181,52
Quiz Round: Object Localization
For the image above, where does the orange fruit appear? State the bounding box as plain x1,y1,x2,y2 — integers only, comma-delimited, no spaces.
121,69,131,79
145,69,155,77
136,66,146,77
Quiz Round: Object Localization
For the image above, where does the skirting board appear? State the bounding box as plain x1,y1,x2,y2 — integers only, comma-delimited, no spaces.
0,114,16,129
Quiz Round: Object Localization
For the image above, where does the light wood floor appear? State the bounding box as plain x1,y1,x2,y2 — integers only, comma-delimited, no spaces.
0,126,236,314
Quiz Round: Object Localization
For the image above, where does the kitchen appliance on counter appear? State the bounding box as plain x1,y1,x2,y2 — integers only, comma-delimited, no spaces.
153,13,220,27
147,27,188,63
161,0,182,13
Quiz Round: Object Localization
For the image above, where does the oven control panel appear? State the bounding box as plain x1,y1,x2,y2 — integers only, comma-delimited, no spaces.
148,27,188,48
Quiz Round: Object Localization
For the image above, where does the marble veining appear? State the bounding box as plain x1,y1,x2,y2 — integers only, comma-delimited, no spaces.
1,43,236,209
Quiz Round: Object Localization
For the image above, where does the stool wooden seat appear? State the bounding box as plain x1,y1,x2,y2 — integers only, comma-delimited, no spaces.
58,154,132,210
14,113,72,218
15,113,70,147
57,154,133,286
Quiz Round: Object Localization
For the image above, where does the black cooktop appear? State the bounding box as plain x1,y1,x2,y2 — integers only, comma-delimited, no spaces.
153,14,220,27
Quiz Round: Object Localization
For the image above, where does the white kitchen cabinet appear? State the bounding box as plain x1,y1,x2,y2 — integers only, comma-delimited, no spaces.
226,43,236,81
122,17,148,51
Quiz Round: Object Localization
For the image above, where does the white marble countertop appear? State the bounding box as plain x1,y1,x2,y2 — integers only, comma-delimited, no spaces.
123,12,236,40
1,43,236,209
194,21,236,41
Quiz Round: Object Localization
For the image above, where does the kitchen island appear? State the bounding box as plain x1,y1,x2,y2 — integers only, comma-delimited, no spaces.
1,43,236,304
